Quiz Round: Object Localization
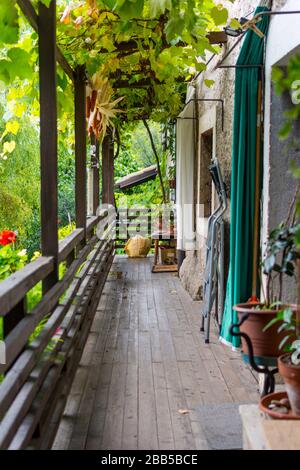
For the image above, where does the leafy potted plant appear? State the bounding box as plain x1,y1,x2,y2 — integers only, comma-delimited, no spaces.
274,303,300,415
263,222,300,415
233,217,299,359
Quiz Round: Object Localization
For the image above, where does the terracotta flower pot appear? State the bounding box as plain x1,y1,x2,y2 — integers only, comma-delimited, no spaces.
233,303,296,359
278,354,300,416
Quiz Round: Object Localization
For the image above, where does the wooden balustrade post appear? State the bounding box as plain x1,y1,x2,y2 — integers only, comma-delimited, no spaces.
102,133,115,206
74,65,87,241
39,0,59,294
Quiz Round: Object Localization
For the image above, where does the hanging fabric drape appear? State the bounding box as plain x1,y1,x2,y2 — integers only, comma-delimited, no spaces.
220,6,270,349
176,86,196,253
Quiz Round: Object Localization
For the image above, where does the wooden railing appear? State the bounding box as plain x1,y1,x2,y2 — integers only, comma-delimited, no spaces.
0,210,114,449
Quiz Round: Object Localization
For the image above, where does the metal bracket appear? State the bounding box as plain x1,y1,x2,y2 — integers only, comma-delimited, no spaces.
230,313,279,397
176,99,225,131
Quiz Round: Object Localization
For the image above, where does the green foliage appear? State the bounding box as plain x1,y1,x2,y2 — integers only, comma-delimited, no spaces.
0,244,27,280
114,120,169,206
0,106,40,250
0,0,19,45
263,222,300,306
0,223,71,340
58,222,76,240
272,54,300,140
264,306,300,365
58,142,76,227
0,47,33,84
263,223,300,278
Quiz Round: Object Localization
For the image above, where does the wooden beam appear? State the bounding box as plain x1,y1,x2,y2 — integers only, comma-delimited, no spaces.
207,31,228,44
74,65,87,236
99,31,226,55
56,48,76,81
17,0,38,30
114,76,187,88
91,134,100,215
113,78,156,88
17,0,75,82
102,135,115,206
38,0,59,293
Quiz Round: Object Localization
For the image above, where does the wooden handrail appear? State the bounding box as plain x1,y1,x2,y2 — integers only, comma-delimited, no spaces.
0,257,54,317
58,228,84,262
86,210,109,233
0,215,110,317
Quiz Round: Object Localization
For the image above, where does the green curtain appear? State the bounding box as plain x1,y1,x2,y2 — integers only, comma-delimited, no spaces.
220,7,270,349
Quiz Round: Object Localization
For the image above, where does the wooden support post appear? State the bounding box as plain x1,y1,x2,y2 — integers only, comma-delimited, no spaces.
38,0,58,293
74,65,87,237
102,134,115,206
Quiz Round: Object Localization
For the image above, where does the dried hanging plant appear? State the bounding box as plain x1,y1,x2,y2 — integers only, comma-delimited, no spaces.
86,73,124,142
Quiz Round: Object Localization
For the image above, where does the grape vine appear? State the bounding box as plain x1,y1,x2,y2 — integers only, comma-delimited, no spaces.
0,0,233,156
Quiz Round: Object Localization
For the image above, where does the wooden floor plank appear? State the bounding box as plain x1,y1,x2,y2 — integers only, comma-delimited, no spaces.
101,362,127,450
53,256,258,450
85,363,114,450
152,362,175,450
138,331,158,450
122,362,138,450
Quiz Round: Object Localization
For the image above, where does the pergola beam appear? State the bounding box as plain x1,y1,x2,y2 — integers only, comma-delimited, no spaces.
114,77,186,89
99,31,227,55
17,0,75,82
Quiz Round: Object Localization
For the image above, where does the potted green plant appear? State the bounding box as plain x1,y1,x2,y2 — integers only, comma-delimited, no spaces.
263,241,300,415
275,303,300,415
233,219,299,359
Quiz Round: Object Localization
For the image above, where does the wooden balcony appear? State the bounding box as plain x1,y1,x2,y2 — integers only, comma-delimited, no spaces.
53,256,259,451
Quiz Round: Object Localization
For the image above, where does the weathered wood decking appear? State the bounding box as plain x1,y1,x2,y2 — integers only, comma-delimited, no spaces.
53,256,259,450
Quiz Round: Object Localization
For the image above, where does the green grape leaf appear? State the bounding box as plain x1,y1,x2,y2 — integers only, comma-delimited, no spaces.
0,60,11,84
149,0,172,18
165,17,185,42
0,0,19,45
6,48,32,80
210,5,228,26
113,0,144,19
204,79,215,88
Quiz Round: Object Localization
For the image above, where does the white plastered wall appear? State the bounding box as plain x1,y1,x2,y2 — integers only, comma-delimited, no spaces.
195,106,217,249
176,86,196,251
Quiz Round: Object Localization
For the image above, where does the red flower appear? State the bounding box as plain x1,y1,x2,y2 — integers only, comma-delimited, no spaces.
0,230,17,246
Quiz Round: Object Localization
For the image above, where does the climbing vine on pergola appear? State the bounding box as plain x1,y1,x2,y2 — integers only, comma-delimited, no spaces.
0,0,233,158
56,0,231,122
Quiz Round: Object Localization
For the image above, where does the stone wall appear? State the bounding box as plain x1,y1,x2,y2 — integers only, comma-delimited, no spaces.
179,0,288,299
